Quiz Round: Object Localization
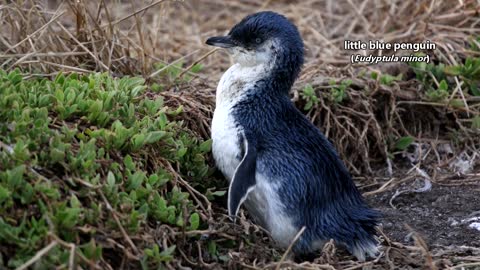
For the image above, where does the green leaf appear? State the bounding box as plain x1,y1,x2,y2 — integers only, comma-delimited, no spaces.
470,84,480,96
131,134,146,150
176,216,184,227
205,189,226,200
444,65,462,76
145,131,167,144
55,72,65,84
7,70,22,85
8,165,26,188
472,116,480,129
394,136,414,150
438,79,448,91
158,245,176,262
89,99,103,115
157,112,168,129
70,194,81,208
55,88,65,103
190,63,203,73
0,184,12,204
56,206,82,229
82,239,102,260
199,139,212,153
211,190,226,197
449,99,464,108
177,147,187,158
170,105,183,116
207,241,217,257
124,155,136,171
188,213,200,230
302,85,314,96
50,147,65,163
303,100,313,111
465,57,473,68
127,171,145,190
107,171,116,187
379,74,401,86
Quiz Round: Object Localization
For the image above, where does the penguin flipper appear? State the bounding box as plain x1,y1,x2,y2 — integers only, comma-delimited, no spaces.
227,135,257,219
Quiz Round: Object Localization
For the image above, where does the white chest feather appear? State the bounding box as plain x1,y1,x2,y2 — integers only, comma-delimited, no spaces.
211,56,298,249
211,104,239,180
211,63,267,180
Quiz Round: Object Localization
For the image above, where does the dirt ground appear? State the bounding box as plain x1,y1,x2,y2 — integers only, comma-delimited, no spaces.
368,183,480,248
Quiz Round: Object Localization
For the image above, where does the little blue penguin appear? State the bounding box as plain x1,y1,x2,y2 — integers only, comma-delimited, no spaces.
206,11,380,261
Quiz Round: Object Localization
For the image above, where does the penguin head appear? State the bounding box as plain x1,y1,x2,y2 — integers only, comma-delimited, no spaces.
206,11,304,86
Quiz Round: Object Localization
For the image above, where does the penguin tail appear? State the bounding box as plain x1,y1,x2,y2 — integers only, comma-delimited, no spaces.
350,237,379,261
344,206,381,261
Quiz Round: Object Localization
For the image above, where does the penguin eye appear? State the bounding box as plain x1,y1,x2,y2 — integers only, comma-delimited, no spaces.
255,38,262,44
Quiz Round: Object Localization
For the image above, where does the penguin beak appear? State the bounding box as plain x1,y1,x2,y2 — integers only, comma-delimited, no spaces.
206,35,236,48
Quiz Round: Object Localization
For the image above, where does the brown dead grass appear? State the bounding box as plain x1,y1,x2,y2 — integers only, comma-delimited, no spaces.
1,0,480,269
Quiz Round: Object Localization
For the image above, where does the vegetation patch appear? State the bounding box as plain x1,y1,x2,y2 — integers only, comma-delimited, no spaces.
0,70,227,268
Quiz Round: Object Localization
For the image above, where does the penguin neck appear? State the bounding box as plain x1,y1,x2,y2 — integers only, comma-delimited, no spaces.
216,46,302,107
216,62,271,106
269,50,302,95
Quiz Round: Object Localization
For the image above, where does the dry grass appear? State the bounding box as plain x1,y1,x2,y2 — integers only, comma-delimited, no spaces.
1,0,480,269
